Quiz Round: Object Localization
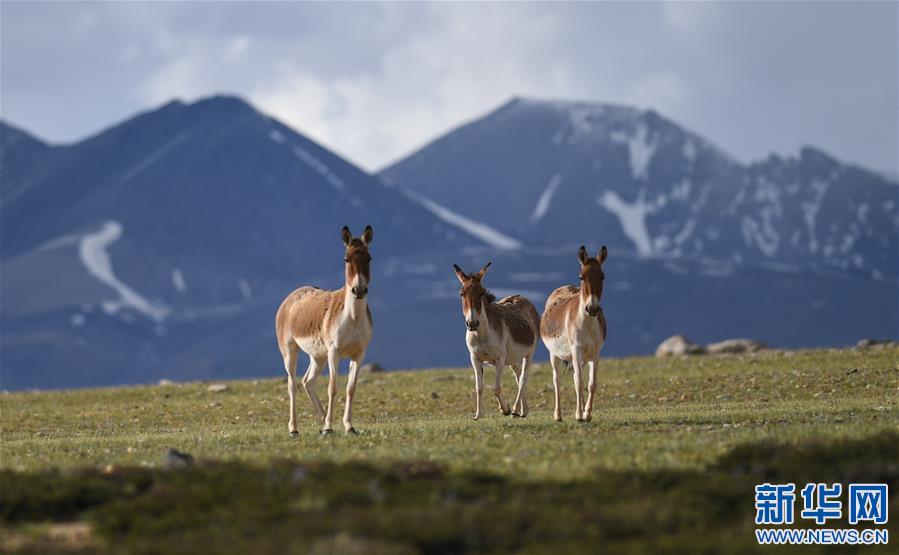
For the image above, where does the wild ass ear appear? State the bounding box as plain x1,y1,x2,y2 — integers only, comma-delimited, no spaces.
341,226,353,246
362,225,373,246
474,261,491,280
577,245,588,265
453,264,468,284
598,245,608,264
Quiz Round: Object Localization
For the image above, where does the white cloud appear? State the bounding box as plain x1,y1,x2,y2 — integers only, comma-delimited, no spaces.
245,3,578,169
626,72,688,115
133,2,578,170
1,1,896,173
229,35,250,58
663,2,723,33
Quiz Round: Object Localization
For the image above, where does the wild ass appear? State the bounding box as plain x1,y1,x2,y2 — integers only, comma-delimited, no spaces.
275,225,374,436
453,263,540,419
540,245,608,422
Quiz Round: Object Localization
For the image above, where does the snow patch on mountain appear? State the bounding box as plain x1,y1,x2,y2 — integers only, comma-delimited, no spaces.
754,177,783,217
121,132,190,182
609,122,655,181
698,258,736,277
79,221,170,322
857,203,869,224
682,139,697,164
268,130,286,144
529,174,563,223
626,124,655,181
291,145,345,190
36,233,80,252
567,105,602,136
671,178,692,201
402,189,521,250
172,268,187,293
654,218,697,253
238,279,252,300
597,190,656,256
674,218,697,245
741,216,779,257
839,230,858,254
801,179,829,253
541,100,646,148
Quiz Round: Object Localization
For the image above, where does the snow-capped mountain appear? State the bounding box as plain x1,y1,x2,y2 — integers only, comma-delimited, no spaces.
381,97,899,278
1,95,896,390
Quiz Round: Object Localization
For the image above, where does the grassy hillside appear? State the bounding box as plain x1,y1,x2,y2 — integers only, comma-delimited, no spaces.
1,347,897,553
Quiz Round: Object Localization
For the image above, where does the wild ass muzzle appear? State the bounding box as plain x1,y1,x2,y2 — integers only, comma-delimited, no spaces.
275,225,374,436
453,262,540,420
540,245,608,422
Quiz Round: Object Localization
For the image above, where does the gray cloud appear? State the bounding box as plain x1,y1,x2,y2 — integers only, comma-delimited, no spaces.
1,1,896,174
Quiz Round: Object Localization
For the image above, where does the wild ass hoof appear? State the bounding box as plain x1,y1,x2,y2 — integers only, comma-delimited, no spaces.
554,417,562,422
576,417,585,423
289,431,299,439
500,407,511,416
320,429,334,436
511,412,525,418
472,414,480,421
346,427,358,435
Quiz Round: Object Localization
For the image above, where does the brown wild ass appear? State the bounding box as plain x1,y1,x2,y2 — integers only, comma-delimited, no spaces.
275,225,374,436
453,263,540,419
540,245,608,422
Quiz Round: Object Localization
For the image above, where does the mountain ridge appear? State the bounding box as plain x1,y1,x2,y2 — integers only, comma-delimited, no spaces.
1,93,896,390
384,96,898,180
380,96,899,278
0,94,487,389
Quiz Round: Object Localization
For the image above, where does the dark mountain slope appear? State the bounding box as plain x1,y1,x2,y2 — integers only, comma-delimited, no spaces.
0,96,482,389
1,121,53,200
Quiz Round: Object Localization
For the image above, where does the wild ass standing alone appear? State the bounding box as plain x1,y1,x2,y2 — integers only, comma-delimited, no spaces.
275,226,374,436
454,263,540,419
541,245,608,422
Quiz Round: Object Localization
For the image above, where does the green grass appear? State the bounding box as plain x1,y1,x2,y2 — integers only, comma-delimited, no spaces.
1,348,897,553
3,348,897,477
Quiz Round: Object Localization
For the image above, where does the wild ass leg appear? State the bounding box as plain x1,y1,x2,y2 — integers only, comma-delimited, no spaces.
509,364,528,416
511,355,530,418
494,356,511,416
572,352,585,422
583,357,599,422
301,356,326,426
470,353,485,420
283,343,300,437
509,364,523,416
550,355,563,422
322,349,339,434
342,349,365,434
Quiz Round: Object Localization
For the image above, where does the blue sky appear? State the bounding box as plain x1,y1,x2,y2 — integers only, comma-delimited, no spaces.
1,1,896,173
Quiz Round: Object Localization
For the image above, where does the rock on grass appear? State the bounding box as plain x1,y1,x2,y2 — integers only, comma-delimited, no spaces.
655,335,705,357
163,449,194,469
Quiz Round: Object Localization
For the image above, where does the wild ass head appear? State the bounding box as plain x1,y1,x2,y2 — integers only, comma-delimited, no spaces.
577,245,607,316
453,262,494,331
341,225,373,299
